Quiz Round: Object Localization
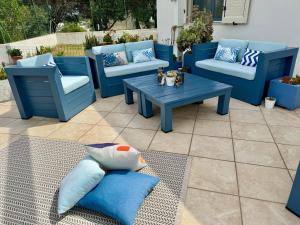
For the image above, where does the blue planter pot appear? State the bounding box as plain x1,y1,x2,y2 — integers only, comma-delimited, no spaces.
286,162,300,217
268,78,300,110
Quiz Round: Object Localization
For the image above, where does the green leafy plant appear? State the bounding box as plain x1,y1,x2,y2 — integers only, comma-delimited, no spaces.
54,51,65,56
176,10,213,52
36,46,52,55
102,32,113,44
84,34,99,50
7,48,22,57
60,22,86,32
0,65,7,80
117,32,140,43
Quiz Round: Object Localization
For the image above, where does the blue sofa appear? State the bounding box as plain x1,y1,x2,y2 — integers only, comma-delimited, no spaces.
86,40,173,97
5,53,96,121
192,39,299,105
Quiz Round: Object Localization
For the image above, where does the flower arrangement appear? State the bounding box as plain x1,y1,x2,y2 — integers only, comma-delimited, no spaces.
281,75,300,85
166,70,177,77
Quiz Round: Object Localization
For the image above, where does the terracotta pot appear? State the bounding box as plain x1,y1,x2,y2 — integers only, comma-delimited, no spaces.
11,56,23,65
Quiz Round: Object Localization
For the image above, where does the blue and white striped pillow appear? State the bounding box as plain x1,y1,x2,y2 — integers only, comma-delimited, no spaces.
241,48,261,67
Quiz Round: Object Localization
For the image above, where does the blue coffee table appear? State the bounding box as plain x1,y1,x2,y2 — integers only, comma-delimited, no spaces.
123,73,232,132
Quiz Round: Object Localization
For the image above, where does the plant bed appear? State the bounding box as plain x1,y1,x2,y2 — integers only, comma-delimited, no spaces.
268,77,300,110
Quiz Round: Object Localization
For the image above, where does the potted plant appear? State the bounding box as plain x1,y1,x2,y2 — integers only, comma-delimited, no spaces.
176,7,213,71
7,48,23,64
0,63,14,102
84,34,99,51
166,70,177,86
268,75,300,110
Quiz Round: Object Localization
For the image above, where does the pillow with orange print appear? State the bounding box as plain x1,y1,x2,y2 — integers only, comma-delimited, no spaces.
86,144,147,171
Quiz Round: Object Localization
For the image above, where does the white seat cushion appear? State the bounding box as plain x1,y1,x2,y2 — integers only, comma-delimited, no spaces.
195,59,256,80
61,76,89,94
104,59,169,78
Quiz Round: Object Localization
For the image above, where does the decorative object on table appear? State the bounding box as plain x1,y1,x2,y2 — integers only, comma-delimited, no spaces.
57,156,105,214
77,170,160,225
265,97,276,109
286,162,300,217
268,76,300,110
86,144,147,171
166,70,177,86
7,48,23,64
0,137,190,224
175,68,185,87
157,67,164,83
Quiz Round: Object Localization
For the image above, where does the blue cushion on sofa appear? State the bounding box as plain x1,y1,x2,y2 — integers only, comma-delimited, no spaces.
248,41,287,52
61,76,90,94
92,44,126,55
125,40,154,62
104,59,169,77
58,156,105,214
77,170,159,225
195,59,256,80
219,39,249,62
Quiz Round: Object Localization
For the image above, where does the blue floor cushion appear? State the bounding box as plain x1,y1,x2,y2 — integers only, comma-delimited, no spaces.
77,170,160,225
58,156,105,214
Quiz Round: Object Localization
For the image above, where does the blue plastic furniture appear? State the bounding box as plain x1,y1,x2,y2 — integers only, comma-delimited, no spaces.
192,39,299,105
5,53,96,121
123,73,232,132
286,162,300,217
86,40,173,98
268,78,300,110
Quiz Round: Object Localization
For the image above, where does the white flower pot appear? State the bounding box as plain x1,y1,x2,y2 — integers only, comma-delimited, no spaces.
166,76,175,86
265,97,276,109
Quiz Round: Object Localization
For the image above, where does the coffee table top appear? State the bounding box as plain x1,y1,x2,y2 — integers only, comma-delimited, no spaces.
123,73,232,105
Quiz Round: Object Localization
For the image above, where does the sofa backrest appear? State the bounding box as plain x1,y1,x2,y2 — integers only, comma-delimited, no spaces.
17,53,54,67
218,39,249,62
92,43,125,55
248,41,287,53
125,40,154,62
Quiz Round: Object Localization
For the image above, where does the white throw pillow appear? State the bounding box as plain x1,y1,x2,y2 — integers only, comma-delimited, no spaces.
87,145,147,171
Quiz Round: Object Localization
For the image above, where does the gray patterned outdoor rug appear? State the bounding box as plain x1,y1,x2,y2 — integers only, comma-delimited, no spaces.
0,137,191,225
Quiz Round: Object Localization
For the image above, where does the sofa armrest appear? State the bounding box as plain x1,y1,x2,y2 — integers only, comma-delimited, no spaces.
255,47,299,82
154,43,173,65
192,42,218,62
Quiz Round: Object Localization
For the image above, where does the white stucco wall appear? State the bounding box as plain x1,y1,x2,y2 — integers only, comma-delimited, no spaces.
213,0,300,74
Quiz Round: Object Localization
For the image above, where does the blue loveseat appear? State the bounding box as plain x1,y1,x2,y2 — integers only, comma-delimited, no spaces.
192,39,299,105
5,53,96,121
86,40,173,97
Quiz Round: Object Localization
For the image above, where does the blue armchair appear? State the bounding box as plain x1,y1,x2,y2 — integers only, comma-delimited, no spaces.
5,53,96,121
192,39,299,105
86,40,173,98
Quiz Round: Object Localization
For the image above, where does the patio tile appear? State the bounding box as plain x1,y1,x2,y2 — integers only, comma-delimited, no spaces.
70,110,108,124
289,170,296,180
237,163,292,203
234,140,285,168
181,189,242,225
189,157,238,195
229,98,260,111
190,135,234,161
197,112,230,121
241,197,300,225
171,118,195,133
262,109,300,127
48,123,93,141
0,134,20,149
0,119,41,134
231,122,273,142
127,114,160,130
194,120,231,138
97,95,124,103
277,144,300,170
149,131,192,155
21,120,64,137
112,101,138,114
86,101,120,112
115,128,156,150
173,104,198,119
0,117,16,126
0,106,21,118
78,125,123,144
270,125,300,145
99,112,135,127
0,100,16,106
230,109,266,124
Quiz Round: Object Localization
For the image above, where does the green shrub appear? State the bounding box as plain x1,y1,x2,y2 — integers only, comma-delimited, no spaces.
117,32,140,44
84,34,99,50
0,67,7,80
36,46,52,55
103,32,113,44
61,23,86,32
7,48,22,57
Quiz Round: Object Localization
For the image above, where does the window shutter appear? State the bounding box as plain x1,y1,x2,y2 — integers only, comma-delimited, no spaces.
222,0,251,24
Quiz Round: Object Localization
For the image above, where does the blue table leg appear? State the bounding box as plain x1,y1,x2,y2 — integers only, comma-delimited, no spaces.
141,94,153,118
124,83,134,105
161,106,172,133
286,162,300,217
217,91,231,115
137,92,143,115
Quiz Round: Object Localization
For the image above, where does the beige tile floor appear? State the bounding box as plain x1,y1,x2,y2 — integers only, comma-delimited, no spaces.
0,95,300,225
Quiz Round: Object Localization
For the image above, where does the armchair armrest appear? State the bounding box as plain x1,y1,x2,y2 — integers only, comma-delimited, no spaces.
192,42,218,62
154,43,173,64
